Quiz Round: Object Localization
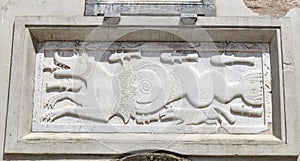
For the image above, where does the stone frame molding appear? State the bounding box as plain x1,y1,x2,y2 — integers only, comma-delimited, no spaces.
4,16,297,157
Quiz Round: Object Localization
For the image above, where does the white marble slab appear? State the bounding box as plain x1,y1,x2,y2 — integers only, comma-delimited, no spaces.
32,42,272,134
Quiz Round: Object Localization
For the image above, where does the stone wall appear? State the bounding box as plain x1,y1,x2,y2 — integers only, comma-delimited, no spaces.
0,0,299,160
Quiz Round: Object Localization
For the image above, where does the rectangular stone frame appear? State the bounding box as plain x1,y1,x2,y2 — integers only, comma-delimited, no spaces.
85,0,216,16
4,16,298,156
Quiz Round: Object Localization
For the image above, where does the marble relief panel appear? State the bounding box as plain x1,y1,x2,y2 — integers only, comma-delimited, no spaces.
32,42,271,134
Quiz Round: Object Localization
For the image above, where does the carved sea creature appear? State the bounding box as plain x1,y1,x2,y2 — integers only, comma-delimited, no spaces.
46,79,82,92
210,54,255,66
160,53,199,64
230,104,263,116
108,51,142,64
135,105,236,125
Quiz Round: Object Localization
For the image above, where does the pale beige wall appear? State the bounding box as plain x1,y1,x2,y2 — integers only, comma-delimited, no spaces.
287,8,300,161
0,0,84,159
0,0,300,160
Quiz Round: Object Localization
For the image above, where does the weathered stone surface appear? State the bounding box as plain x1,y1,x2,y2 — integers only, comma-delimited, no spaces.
85,0,216,16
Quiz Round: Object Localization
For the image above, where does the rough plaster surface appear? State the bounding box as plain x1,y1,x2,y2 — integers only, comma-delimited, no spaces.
245,0,300,16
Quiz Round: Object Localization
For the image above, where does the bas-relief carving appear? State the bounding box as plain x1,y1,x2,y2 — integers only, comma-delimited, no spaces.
32,42,272,134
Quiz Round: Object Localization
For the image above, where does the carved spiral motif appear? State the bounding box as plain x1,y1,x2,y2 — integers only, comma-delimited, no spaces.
112,61,176,116
139,79,152,93
132,68,163,104
129,61,174,114
241,71,263,105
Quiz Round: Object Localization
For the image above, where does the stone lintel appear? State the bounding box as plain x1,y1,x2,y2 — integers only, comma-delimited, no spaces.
85,0,216,16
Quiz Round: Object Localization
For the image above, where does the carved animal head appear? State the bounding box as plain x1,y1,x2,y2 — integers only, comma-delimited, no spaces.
54,52,93,78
